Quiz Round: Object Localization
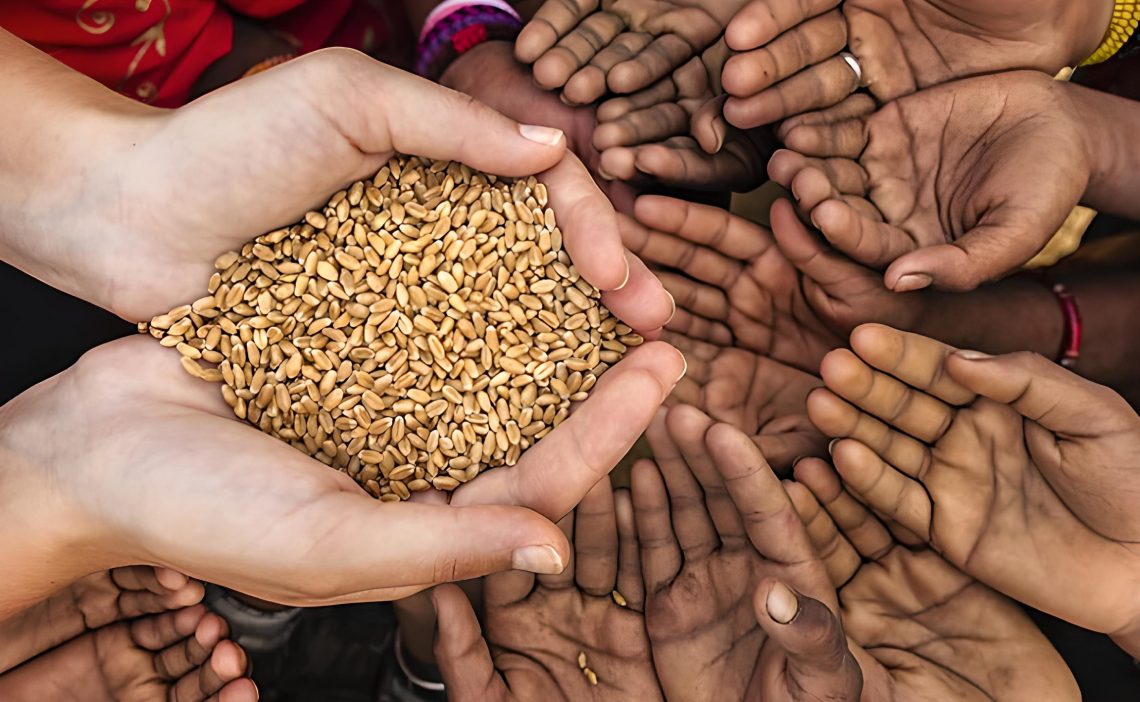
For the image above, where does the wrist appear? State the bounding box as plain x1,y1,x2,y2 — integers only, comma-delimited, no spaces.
440,39,514,92
1072,81,1140,218
0,371,118,618
1065,0,1118,65
0,104,162,318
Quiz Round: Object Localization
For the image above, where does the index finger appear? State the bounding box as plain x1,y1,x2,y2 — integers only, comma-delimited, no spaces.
541,152,629,292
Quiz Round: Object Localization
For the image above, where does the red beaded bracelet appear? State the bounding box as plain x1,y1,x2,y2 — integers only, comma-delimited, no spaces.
1052,283,1082,368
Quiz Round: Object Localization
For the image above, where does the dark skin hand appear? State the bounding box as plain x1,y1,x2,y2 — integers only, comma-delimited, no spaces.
808,323,1140,657
773,71,1092,292
720,0,1110,127
634,407,853,701
514,0,750,103
441,40,640,213
788,459,1082,702
665,330,825,474
619,195,842,372
591,45,777,191
432,477,664,701
0,604,256,702
0,567,205,674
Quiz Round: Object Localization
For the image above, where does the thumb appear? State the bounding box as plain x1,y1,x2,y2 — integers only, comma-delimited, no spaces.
753,579,862,700
432,584,509,702
945,350,1128,433
883,222,1051,293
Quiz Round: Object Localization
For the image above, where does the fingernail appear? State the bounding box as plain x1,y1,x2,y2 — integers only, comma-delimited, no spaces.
954,350,993,361
712,117,727,153
675,352,688,385
597,165,616,181
809,212,821,230
767,581,800,624
791,181,803,202
613,258,631,290
827,438,839,456
665,290,676,324
518,124,565,146
893,273,933,293
791,455,807,470
511,545,564,574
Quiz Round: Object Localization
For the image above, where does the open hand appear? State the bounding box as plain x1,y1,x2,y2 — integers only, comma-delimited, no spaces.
665,331,824,473
515,0,749,103
774,71,1090,291
433,476,662,701
807,323,1140,656
634,406,844,700
789,459,1081,701
620,195,841,372
720,0,1107,126
0,334,681,615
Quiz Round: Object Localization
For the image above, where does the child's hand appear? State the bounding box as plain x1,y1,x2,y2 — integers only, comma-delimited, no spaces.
776,72,1089,292
515,0,750,104
809,323,1140,656
789,459,1082,701
620,196,843,372
635,407,852,700
664,331,824,473
433,477,664,701
721,0,1104,127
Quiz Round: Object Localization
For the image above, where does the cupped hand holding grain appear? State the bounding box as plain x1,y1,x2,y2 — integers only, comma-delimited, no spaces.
0,332,681,614
6,42,670,333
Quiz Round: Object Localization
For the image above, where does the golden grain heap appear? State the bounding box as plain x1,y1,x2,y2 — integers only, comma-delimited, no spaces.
143,155,641,501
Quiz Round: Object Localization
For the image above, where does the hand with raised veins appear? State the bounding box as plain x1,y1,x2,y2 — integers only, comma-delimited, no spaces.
634,406,857,701
807,323,1140,657
514,0,750,105
0,331,683,617
719,0,1112,127
433,476,663,701
787,459,1082,701
772,72,1093,292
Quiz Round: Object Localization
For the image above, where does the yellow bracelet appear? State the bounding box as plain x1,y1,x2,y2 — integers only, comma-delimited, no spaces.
1082,1,1140,66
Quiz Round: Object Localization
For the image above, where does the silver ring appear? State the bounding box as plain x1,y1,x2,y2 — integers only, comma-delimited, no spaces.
840,51,864,87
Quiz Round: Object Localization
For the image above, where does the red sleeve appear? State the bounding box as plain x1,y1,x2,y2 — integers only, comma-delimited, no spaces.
0,0,235,107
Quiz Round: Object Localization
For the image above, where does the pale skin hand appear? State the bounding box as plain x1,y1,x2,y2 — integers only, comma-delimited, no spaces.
514,0,749,103
0,604,255,702
433,477,663,701
806,323,1140,656
774,72,1093,292
0,335,682,618
719,0,1111,127
0,33,671,336
788,459,1082,701
633,407,847,701
619,195,841,373
0,567,204,674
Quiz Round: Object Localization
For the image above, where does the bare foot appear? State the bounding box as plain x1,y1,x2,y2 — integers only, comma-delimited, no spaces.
0,566,204,673
0,604,257,701
808,323,1140,656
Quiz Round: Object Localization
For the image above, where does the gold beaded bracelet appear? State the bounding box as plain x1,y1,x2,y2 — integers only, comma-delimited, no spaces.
1082,1,1140,66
